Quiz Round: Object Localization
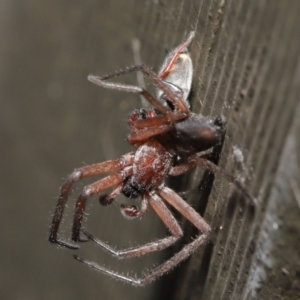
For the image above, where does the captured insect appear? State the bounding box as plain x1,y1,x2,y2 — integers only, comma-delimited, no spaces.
49,31,254,286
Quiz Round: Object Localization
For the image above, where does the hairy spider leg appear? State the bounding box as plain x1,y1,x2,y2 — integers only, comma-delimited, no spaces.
126,109,187,145
88,68,167,114
74,186,210,286
79,193,182,260
49,152,134,249
88,64,188,113
133,112,187,129
72,166,133,242
169,155,256,206
159,31,195,79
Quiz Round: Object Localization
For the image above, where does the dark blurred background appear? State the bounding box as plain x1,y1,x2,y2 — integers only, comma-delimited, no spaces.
1,1,300,300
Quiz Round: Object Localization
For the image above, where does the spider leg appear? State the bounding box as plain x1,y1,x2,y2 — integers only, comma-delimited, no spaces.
76,229,207,286
134,113,186,129
169,155,256,205
158,186,211,234
72,166,133,242
79,193,182,258
88,63,188,113
73,232,207,286
88,70,169,115
127,108,187,144
127,124,173,144
194,157,255,205
74,187,210,286
49,152,134,249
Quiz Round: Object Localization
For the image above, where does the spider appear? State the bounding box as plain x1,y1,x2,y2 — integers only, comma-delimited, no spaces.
49,31,254,286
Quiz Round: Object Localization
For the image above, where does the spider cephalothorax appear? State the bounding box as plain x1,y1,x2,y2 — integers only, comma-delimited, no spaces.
49,31,254,286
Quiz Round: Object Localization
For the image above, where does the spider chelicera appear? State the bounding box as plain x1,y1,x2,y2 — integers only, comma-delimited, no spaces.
49,31,254,286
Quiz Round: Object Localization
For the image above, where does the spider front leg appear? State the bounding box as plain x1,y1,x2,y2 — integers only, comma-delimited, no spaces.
49,152,134,249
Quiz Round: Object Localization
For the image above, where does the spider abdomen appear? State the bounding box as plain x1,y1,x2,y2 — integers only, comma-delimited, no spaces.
121,139,172,199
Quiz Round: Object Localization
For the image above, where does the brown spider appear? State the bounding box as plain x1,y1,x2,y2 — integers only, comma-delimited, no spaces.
49,31,254,286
